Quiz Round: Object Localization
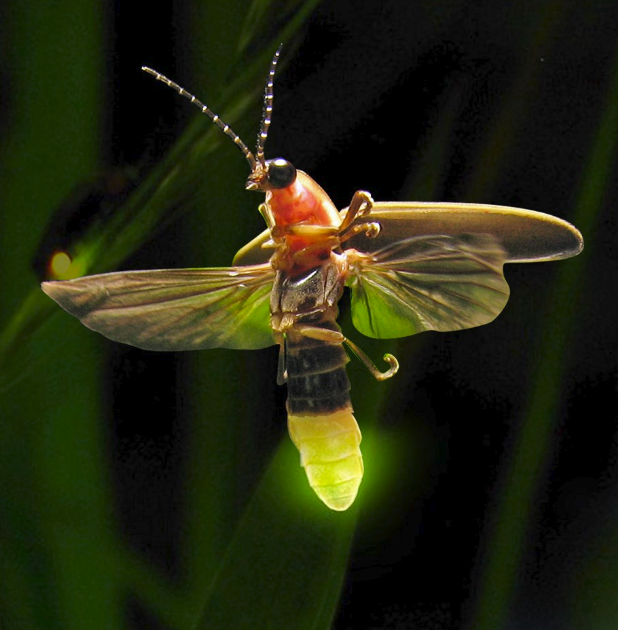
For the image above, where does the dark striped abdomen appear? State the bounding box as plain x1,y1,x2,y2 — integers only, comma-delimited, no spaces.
285,321,351,415
285,321,364,511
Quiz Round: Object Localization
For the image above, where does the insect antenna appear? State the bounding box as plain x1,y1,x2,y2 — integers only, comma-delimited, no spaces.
255,45,283,168
141,65,257,170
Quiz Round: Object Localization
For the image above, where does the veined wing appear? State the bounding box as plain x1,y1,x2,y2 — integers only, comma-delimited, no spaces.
42,264,276,351
344,202,583,262
347,233,510,339
232,201,583,266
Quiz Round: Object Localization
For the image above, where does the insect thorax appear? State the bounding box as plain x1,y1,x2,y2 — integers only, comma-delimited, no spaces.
270,257,346,333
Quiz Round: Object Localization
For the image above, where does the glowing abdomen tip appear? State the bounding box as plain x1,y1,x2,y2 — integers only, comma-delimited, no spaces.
288,409,363,511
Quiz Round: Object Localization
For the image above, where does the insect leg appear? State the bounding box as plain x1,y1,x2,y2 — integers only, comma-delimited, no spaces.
337,191,382,243
339,220,381,243
339,191,374,233
344,338,399,381
295,325,345,343
277,334,288,385
296,325,399,381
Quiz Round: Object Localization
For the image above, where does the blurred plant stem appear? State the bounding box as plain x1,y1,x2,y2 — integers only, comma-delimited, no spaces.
468,18,618,630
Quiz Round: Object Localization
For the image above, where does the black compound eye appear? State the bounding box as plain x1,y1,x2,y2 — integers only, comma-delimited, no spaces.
266,158,297,189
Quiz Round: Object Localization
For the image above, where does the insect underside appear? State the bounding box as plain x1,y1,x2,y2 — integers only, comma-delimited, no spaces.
269,221,383,510
41,48,583,512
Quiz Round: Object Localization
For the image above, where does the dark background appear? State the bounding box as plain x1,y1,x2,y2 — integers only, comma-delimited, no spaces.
1,0,617,629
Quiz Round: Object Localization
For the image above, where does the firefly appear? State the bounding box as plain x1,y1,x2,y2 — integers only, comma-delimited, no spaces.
42,48,583,511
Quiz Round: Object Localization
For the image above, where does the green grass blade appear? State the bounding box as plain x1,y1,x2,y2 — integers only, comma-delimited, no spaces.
0,2,122,628
468,23,618,630
465,0,569,201
194,441,359,630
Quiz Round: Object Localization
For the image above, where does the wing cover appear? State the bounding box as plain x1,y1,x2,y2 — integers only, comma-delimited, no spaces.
42,265,276,350
345,202,583,262
233,202,583,265
347,233,510,339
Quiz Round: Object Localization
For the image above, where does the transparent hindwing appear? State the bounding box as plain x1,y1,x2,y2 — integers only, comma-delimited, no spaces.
347,233,510,339
42,264,276,351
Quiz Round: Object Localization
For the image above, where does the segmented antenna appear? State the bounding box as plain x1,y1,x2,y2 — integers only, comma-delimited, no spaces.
141,66,257,170
255,45,282,168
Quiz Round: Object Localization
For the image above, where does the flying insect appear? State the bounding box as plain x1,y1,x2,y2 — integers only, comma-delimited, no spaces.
42,48,583,511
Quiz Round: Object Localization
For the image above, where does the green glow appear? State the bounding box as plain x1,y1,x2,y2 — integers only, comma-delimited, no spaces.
49,252,72,278
288,410,364,511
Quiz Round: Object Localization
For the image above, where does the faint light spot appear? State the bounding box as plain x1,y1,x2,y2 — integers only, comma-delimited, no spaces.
49,251,72,278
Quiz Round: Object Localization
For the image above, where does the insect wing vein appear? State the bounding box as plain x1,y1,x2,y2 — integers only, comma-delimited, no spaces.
348,234,510,339
42,265,276,351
